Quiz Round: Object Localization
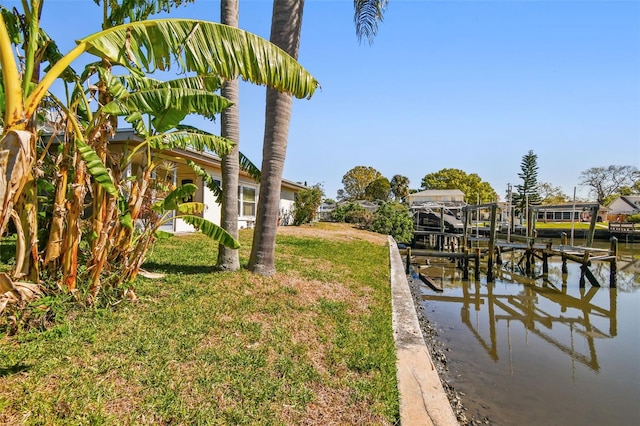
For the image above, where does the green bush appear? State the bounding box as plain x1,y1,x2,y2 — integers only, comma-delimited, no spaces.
627,213,640,223
369,202,414,243
293,187,323,225
331,202,367,224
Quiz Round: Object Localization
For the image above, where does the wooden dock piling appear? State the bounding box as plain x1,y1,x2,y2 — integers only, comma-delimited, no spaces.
405,248,411,275
463,248,470,280
610,237,618,288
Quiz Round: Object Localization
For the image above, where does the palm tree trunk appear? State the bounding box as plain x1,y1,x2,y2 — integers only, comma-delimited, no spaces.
249,0,304,276
217,0,241,271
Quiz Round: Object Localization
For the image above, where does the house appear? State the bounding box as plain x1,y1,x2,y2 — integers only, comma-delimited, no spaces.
532,203,609,222
317,201,337,221
606,196,640,221
407,189,466,207
59,128,307,232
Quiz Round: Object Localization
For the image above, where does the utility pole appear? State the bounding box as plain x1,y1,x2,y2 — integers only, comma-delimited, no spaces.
507,183,512,242
571,187,576,246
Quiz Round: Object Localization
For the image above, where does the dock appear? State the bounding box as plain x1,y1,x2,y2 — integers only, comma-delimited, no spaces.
406,202,620,287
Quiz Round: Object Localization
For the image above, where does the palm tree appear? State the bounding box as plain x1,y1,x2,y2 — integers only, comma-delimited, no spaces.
248,0,388,275
390,174,410,202
248,0,306,276
217,0,241,271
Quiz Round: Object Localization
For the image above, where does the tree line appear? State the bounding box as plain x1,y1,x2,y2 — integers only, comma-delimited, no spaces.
332,154,639,211
333,165,498,204
510,150,639,211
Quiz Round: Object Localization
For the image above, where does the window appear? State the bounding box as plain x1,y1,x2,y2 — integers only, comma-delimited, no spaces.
238,186,256,217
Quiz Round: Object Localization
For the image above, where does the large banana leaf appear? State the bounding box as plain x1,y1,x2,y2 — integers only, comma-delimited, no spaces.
147,130,235,155
177,201,205,215
101,87,231,132
154,183,197,211
181,215,240,249
99,68,231,132
188,160,223,204
76,139,118,197
239,152,261,183
0,7,21,45
105,0,197,28
78,20,318,98
26,19,318,127
120,74,224,93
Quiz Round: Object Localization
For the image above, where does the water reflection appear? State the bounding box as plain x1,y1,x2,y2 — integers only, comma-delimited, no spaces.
416,243,640,425
426,273,618,371
419,251,640,372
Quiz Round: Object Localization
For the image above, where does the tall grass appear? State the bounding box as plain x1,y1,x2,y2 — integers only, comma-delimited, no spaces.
0,224,399,425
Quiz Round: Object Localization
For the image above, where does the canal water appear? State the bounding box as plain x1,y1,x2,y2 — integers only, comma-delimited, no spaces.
412,241,640,425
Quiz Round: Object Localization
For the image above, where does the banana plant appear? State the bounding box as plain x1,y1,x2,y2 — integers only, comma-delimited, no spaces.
1,1,318,296
78,69,245,293
111,183,240,290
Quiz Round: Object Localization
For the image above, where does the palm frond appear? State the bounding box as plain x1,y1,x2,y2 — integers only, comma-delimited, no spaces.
354,0,389,45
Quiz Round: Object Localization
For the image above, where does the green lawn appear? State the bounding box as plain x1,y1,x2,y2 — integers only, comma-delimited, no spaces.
533,221,608,230
0,224,399,425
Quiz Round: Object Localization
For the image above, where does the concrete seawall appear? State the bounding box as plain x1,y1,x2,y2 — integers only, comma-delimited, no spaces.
388,236,458,426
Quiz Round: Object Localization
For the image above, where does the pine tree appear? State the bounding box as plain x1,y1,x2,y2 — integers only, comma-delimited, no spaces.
513,150,542,214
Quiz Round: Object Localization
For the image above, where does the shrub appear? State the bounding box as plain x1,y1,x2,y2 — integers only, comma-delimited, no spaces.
627,213,640,223
331,202,364,223
369,202,414,243
293,187,323,225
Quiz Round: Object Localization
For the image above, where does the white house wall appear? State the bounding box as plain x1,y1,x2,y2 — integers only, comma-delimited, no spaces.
279,188,296,225
171,161,304,232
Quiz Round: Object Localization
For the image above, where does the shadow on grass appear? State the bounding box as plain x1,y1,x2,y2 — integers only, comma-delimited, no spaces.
0,363,30,377
140,262,222,275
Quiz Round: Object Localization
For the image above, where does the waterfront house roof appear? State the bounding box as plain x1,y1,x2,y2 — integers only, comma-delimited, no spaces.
407,189,466,208
607,196,640,214
410,189,465,197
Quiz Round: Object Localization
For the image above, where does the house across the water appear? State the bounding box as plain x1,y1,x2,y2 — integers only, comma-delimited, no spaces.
407,189,466,207
532,203,609,222
606,196,640,221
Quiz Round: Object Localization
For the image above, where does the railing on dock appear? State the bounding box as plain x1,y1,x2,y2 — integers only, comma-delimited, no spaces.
608,222,640,234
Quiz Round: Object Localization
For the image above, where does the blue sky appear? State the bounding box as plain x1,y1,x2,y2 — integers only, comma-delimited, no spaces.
10,0,640,201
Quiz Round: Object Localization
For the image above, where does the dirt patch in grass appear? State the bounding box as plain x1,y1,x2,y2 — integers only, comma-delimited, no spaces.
300,384,390,426
277,222,388,246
